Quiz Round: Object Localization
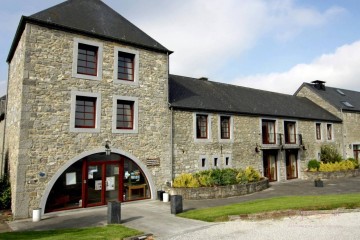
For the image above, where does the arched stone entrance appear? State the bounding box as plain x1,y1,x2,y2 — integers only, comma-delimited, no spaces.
39,148,155,215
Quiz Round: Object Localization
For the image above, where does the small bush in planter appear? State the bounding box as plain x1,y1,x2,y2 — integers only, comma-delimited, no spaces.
308,159,320,171
347,158,359,169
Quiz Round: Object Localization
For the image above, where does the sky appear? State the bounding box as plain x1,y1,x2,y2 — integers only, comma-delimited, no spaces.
1,0,360,97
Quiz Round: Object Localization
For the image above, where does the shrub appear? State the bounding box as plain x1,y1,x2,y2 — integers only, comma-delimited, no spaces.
0,174,11,210
347,158,359,169
308,159,320,171
318,160,356,172
220,168,238,185
195,170,213,187
320,145,342,163
244,166,261,182
173,173,199,188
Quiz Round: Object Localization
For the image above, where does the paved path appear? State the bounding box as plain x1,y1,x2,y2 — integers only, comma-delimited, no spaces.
4,177,360,239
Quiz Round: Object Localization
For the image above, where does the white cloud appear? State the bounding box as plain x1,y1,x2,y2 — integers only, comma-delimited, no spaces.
127,0,345,78
232,41,360,94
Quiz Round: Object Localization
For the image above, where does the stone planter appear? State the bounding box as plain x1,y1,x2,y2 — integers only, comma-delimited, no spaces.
314,179,323,187
167,178,269,200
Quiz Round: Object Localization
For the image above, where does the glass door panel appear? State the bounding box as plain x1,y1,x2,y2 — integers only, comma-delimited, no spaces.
87,165,103,205
105,164,119,202
263,151,277,182
269,155,277,181
286,152,298,180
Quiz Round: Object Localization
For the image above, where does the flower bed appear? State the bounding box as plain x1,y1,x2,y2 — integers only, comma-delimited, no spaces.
167,178,269,200
303,169,360,180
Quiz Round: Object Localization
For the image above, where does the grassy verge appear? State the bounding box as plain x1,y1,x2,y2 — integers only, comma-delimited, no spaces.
178,193,360,222
0,224,142,240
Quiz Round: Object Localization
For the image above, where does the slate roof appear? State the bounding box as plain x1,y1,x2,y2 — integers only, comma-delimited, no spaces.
297,83,360,113
7,0,171,62
169,75,342,122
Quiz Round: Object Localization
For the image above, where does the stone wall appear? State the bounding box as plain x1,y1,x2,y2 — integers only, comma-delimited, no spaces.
168,178,269,200
7,23,171,218
171,110,344,182
303,169,360,180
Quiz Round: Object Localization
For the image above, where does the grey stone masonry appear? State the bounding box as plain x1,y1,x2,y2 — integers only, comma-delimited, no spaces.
171,109,344,182
6,23,171,219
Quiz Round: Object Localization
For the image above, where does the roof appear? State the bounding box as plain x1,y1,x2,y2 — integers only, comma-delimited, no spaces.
7,0,171,62
298,83,360,113
169,75,342,122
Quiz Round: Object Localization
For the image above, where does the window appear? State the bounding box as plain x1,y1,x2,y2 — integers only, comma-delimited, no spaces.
316,123,322,140
341,101,354,108
284,121,296,144
354,145,360,161
214,158,218,167
220,116,230,139
114,47,139,85
77,44,98,76
223,154,232,168
75,96,96,128
70,91,101,132
199,155,208,170
327,124,333,140
112,96,138,134
72,38,103,80
262,120,276,144
196,114,208,139
116,100,134,129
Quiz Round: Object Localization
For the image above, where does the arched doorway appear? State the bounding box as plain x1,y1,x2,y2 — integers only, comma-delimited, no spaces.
44,152,152,213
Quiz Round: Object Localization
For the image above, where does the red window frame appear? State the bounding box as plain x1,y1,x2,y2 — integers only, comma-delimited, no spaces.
77,43,98,76
262,120,276,144
354,145,360,161
316,123,321,140
284,121,296,144
75,96,96,128
116,100,134,129
220,116,230,139
196,114,208,139
117,52,135,81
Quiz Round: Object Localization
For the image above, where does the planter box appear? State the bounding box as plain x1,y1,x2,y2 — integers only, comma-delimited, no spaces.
167,178,269,200
314,180,323,187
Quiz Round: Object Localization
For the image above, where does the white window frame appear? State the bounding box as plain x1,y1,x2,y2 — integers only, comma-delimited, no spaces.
199,155,208,170
70,91,101,133
212,155,220,168
112,96,139,134
72,38,103,81
218,115,234,143
223,154,232,168
194,113,212,143
113,47,139,85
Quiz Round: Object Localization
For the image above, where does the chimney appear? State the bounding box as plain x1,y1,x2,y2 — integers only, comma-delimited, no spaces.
199,77,208,81
312,80,326,91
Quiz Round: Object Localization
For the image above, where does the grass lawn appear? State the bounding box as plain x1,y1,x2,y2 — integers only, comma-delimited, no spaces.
178,193,360,222
0,224,142,240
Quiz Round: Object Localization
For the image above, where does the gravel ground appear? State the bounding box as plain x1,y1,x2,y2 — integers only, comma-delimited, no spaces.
165,211,360,240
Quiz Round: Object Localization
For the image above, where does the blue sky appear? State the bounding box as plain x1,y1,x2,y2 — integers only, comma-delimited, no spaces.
1,0,360,96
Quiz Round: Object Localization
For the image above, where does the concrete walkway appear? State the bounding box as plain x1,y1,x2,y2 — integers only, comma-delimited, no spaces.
4,177,360,239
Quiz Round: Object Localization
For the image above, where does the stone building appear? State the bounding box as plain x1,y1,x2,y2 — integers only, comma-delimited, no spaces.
2,0,359,219
296,80,360,161
169,75,342,182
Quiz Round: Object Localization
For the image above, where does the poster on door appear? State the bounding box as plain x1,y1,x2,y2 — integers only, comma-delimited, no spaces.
106,176,115,191
95,180,102,190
